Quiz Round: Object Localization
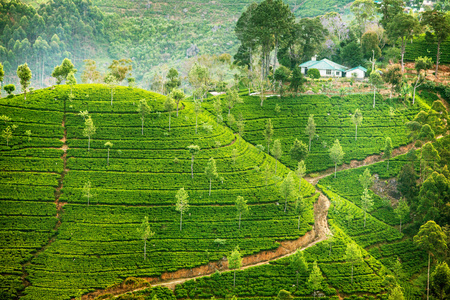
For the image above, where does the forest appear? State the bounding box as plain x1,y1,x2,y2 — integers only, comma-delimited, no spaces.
1,0,450,300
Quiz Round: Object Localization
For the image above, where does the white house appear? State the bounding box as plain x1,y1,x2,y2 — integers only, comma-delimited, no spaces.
345,66,367,79
299,57,366,79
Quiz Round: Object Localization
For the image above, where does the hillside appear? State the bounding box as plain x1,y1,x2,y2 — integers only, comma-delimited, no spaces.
0,85,318,299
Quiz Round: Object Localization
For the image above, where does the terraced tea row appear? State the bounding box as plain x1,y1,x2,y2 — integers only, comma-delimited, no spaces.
0,85,319,300
204,94,422,173
0,90,64,299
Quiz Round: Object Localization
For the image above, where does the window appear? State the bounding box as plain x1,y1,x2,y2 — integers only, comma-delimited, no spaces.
336,71,340,76
326,70,332,75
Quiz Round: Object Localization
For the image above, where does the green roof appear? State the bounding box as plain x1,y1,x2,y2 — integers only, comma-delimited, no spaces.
299,59,348,72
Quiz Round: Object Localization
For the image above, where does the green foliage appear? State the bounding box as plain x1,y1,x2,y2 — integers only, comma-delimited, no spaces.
4,84,15,95
307,68,320,79
52,58,77,85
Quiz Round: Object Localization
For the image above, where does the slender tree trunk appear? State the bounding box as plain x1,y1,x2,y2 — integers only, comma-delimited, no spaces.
168,113,171,132
355,125,358,141
110,88,113,106
399,218,402,233
427,252,430,300
191,155,194,179
351,263,354,284
273,37,279,71
144,239,147,260
298,215,300,230
373,86,376,108
176,102,179,117
334,163,337,178
195,115,198,134
299,178,302,192
209,178,212,196
309,138,311,152
435,41,440,79
275,160,278,174
413,79,418,105
387,159,389,170
233,270,236,288
141,118,144,135
228,107,231,115
401,37,405,74
329,241,332,256
88,136,90,151
364,211,366,228
284,196,287,212
249,46,253,73
88,194,90,206
296,271,298,286
42,57,44,87
107,148,110,166
180,211,183,231
239,212,241,229
267,141,270,154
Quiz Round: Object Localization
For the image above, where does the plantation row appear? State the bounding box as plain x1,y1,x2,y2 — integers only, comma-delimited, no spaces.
0,90,65,299
203,93,423,173
8,85,321,299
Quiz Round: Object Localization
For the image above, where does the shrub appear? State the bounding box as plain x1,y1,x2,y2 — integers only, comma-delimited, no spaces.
307,68,321,79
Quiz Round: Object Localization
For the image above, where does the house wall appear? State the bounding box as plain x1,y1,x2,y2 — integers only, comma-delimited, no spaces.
318,69,341,77
345,69,365,79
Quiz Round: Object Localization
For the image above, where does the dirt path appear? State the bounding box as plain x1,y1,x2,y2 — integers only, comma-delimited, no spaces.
81,194,331,300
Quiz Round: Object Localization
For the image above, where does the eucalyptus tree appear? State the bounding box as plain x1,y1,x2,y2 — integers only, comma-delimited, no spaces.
280,172,296,213
137,99,152,135
228,246,242,288
187,144,200,179
83,116,96,151
104,142,113,166
264,119,274,154
138,216,154,260
170,88,185,117
205,158,218,196
164,96,175,132
235,196,249,229
175,188,190,231
345,243,363,284
271,139,283,174
329,139,344,178
351,109,363,141
305,115,316,152
296,160,306,193
290,249,308,286
17,63,31,100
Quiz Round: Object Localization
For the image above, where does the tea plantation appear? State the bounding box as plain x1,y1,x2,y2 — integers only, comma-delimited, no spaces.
1,85,319,299
204,93,422,173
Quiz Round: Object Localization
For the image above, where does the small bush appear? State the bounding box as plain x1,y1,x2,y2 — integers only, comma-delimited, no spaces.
4,84,15,95
307,68,321,79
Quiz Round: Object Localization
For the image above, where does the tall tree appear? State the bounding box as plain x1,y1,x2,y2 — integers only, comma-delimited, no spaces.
175,188,190,231
81,59,101,83
351,109,363,141
104,142,113,166
235,196,249,229
205,158,218,196
290,67,305,96
361,188,373,228
359,168,373,190
82,180,94,206
170,88,185,117
165,68,181,93
388,285,405,300
194,99,202,134
387,13,420,73
264,119,274,154
350,0,377,40
164,96,175,132
108,58,133,84
2,125,14,146
235,3,258,72
279,172,296,213
305,115,316,152
414,221,448,300
228,246,242,288
17,63,31,100
104,74,118,106
412,56,433,105
379,0,405,28
137,99,151,135
369,71,383,108
290,249,308,286
138,216,154,260
187,145,200,179
66,72,77,95
431,262,450,300
296,160,306,193
271,139,283,174
394,198,410,233
290,139,308,165
382,64,403,98
83,115,96,151
421,10,450,78
308,261,324,299
52,58,77,84
225,88,243,115
383,137,393,170
345,243,363,284
329,139,345,178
